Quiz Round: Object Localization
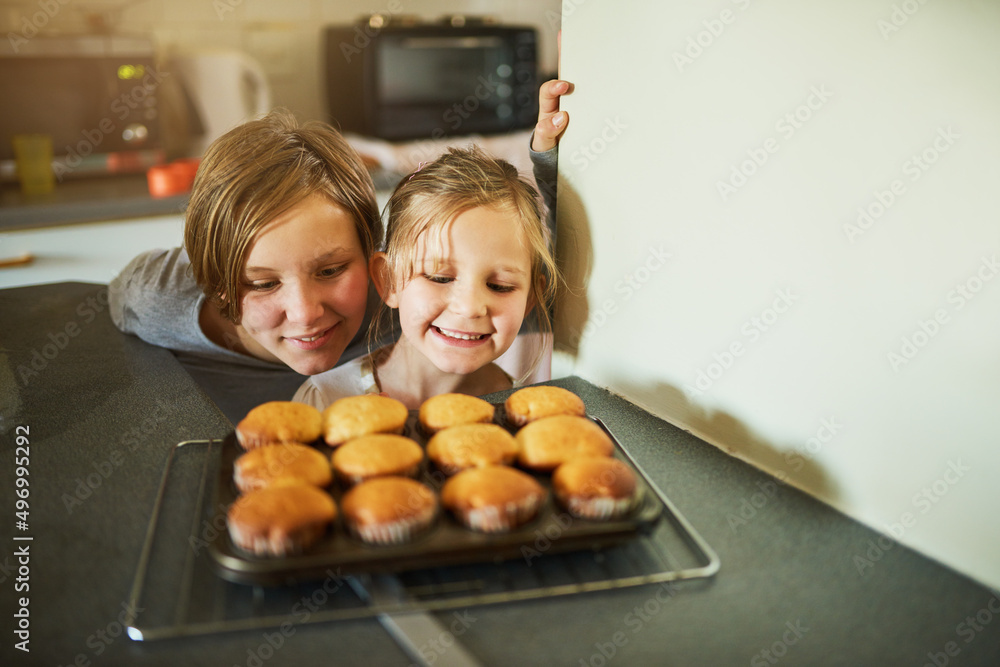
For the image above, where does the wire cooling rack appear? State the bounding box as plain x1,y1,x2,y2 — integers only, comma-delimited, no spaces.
125,423,719,642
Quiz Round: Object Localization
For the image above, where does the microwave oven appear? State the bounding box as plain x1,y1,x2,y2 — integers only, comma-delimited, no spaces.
0,34,164,182
324,18,538,141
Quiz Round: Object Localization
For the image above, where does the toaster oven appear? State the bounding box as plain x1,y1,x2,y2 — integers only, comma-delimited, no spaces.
324,17,538,141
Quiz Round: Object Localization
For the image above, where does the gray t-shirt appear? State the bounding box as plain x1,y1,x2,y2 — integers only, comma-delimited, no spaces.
108,246,382,424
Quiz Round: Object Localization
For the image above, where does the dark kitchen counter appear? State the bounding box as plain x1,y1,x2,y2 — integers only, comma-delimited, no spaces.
2,281,998,666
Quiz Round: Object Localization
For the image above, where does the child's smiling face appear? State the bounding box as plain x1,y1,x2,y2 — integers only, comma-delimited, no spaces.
236,193,370,375
386,205,535,376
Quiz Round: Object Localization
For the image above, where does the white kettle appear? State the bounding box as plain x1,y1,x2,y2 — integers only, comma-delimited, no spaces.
165,49,272,157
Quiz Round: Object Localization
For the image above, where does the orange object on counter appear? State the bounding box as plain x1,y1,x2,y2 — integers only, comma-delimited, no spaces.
147,158,200,198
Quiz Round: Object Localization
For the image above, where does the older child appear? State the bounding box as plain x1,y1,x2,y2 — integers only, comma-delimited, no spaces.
110,110,383,419
294,146,558,410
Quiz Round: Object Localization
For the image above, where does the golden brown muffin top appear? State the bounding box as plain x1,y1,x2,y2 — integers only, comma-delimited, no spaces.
233,443,332,492
418,393,495,434
331,434,423,481
552,456,636,500
440,465,546,512
322,394,409,446
504,386,585,426
515,415,614,471
426,423,519,474
340,476,437,526
236,401,322,449
227,480,337,534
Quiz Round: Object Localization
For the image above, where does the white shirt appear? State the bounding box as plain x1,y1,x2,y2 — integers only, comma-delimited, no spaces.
293,350,381,410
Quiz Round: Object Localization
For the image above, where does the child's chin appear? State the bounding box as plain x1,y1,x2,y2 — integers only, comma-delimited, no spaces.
287,353,340,376
431,358,488,377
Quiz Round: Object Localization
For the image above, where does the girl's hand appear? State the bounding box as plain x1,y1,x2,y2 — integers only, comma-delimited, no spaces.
531,79,574,153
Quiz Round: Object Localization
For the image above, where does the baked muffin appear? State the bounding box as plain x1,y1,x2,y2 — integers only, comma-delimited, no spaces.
235,401,322,450
340,477,437,546
418,393,495,435
226,480,337,557
504,386,586,427
426,423,519,476
516,415,614,472
331,434,424,486
552,457,639,520
440,465,547,533
322,394,409,447
233,443,332,493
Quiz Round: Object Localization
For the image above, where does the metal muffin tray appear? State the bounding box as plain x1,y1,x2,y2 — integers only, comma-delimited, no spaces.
208,407,664,586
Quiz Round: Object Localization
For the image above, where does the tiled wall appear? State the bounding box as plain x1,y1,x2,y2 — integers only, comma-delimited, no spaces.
1,0,561,122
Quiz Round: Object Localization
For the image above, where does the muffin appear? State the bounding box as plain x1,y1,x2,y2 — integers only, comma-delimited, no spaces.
426,423,519,476
441,465,547,533
235,401,322,450
418,393,495,435
233,442,332,493
322,394,409,447
226,480,337,557
504,386,586,427
340,477,437,546
331,434,424,486
552,457,639,520
516,415,615,472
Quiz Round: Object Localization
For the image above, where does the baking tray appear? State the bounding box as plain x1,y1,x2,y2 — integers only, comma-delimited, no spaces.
208,409,663,585
125,423,720,642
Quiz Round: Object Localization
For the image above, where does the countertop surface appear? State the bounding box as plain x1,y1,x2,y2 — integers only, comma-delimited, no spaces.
0,214,185,290
0,175,188,231
2,281,998,666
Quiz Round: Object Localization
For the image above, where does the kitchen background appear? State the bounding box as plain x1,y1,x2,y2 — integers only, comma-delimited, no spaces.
4,0,999,599
0,0,561,286
0,0,561,124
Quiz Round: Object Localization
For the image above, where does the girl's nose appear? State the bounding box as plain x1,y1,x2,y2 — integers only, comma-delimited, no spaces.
449,283,488,318
284,282,324,325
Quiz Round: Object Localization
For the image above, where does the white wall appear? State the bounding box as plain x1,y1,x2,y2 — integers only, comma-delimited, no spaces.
555,0,1000,589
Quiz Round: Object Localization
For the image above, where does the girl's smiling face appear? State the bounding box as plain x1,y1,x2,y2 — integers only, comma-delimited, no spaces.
236,193,370,375
383,205,535,376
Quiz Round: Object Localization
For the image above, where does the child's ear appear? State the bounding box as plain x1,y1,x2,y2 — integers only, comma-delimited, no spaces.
369,252,399,308
523,293,537,317
524,273,546,316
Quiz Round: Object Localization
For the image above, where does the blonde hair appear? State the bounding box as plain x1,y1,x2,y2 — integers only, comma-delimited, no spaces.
376,146,558,380
184,109,380,323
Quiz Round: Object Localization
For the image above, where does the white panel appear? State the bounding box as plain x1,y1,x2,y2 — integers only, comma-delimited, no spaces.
557,0,1000,589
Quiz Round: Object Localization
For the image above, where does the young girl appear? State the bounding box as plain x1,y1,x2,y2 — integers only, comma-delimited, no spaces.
294,146,559,410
